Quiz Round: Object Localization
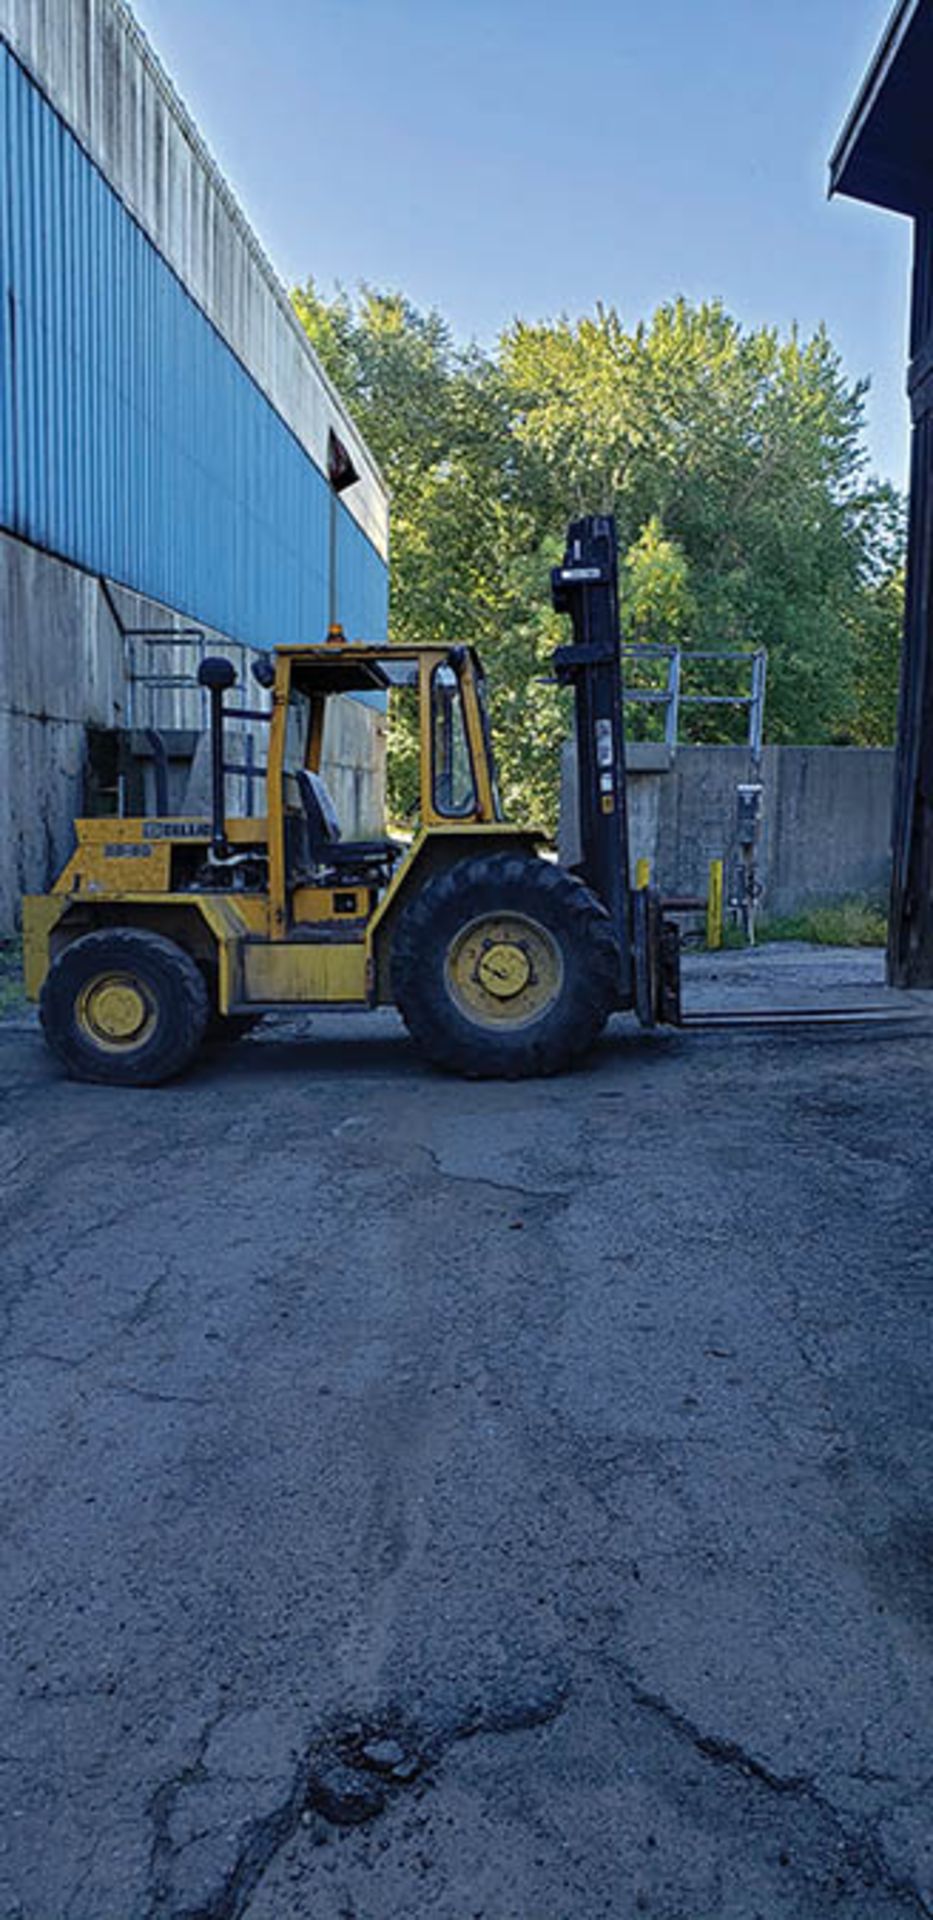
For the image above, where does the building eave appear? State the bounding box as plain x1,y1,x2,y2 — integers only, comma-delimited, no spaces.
829,0,933,216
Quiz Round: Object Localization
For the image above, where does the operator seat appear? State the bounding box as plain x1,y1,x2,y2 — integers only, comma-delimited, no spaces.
295,770,400,884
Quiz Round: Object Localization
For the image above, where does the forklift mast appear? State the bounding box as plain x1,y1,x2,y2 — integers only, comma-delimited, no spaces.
551,515,633,1003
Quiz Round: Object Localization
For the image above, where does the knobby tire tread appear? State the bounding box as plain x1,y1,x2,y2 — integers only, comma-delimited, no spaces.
391,853,620,1078
40,928,210,1086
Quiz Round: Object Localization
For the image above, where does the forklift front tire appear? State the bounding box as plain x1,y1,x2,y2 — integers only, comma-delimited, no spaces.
40,928,209,1086
391,852,620,1078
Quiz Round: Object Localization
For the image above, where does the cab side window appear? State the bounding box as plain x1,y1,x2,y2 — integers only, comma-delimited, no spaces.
431,665,476,816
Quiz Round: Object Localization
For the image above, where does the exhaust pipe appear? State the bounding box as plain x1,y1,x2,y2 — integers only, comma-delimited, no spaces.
197,656,237,859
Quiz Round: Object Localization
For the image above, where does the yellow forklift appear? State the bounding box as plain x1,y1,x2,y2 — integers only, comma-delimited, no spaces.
23,517,681,1084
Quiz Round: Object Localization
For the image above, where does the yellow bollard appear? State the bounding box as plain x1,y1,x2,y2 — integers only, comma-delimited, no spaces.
707,858,724,950
635,857,651,891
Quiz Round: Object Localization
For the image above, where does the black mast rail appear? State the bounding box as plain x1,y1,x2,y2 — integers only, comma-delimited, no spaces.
551,515,634,1003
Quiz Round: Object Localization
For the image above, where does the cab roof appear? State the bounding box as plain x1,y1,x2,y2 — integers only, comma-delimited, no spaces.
274,640,482,697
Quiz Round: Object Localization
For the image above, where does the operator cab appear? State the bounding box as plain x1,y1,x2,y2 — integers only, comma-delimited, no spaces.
270,638,502,937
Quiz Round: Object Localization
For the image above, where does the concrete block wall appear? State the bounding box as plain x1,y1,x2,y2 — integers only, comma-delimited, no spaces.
561,739,895,919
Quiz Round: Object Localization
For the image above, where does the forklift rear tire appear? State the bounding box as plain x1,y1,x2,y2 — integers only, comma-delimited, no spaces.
391,852,620,1078
40,928,210,1086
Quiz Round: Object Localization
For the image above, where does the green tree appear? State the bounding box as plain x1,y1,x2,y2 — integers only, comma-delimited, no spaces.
500,299,903,744
621,516,694,645
292,283,905,821
848,567,905,745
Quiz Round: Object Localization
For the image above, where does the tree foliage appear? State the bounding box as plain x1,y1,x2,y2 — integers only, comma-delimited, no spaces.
621,515,695,645
847,566,906,747
293,283,906,826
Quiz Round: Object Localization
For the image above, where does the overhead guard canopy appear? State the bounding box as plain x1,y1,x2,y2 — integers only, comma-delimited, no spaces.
830,0,933,215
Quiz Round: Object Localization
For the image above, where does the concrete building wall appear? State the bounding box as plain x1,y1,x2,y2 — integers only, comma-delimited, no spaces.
0,0,390,927
561,740,895,919
0,529,124,930
1,525,387,931
321,697,388,843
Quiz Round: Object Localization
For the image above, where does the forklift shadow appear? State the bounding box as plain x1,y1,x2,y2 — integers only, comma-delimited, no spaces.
197,1010,678,1085
201,1022,423,1084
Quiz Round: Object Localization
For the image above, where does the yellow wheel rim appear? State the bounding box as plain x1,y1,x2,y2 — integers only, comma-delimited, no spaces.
75,972,157,1052
445,914,563,1029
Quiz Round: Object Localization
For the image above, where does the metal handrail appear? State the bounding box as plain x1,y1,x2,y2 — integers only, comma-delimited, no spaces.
620,643,767,757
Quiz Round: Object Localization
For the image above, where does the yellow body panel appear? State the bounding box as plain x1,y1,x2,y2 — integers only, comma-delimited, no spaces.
367,824,541,945
291,884,372,924
22,891,267,1009
58,816,267,844
54,835,172,894
240,942,368,1005
22,897,68,999
51,817,268,899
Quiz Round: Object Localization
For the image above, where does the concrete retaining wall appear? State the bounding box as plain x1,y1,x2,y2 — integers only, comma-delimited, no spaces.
1,528,385,931
561,740,895,918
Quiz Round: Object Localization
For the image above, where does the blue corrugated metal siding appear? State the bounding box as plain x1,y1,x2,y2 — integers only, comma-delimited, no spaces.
336,500,390,642
0,40,387,649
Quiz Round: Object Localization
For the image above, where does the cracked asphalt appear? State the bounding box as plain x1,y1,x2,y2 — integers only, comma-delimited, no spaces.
3,947,933,1919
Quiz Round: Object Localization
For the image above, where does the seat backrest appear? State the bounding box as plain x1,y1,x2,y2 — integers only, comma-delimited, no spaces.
296,769,342,850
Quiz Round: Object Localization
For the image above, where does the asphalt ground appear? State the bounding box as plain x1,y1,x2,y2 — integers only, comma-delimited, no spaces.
3,947,933,1920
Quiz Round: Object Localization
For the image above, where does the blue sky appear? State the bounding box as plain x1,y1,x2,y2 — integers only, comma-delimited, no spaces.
134,0,912,488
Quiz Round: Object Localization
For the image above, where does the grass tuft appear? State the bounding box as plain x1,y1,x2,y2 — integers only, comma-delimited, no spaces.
757,899,888,948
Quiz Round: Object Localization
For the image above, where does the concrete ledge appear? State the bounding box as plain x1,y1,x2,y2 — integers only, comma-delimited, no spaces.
626,743,674,773
128,730,201,760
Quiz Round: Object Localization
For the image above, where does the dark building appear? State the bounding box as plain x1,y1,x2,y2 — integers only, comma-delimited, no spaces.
831,0,933,984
